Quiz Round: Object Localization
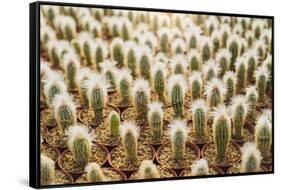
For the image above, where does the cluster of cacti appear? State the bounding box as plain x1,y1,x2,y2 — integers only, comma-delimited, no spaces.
39,6,272,185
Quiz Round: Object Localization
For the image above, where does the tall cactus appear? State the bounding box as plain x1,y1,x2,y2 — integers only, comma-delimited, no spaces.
121,18,132,40
220,24,231,48
184,25,201,49
151,62,167,103
189,72,203,101
40,155,55,185
168,75,187,118
202,59,219,82
120,122,139,163
124,41,138,77
191,99,208,139
116,68,133,106
245,49,259,83
157,27,170,54
100,60,117,89
211,30,221,53
240,142,262,173
109,111,120,138
110,38,124,67
83,38,95,67
223,71,236,104
263,54,272,92
227,35,240,70
93,39,108,71
85,163,107,182
212,105,231,163
170,54,188,75
60,16,77,41
76,68,92,106
188,49,201,71
169,120,189,163
200,37,213,62
148,102,164,143
191,159,210,176
230,95,249,140
139,160,160,179
255,66,269,103
62,51,80,90
246,86,258,121
205,78,226,108
235,57,247,93
137,46,152,81
215,48,231,78
67,125,93,168
171,38,186,55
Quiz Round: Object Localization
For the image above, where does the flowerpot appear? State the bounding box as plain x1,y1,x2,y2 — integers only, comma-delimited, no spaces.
41,143,60,163
231,121,255,145
52,170,74,185
226,162,268,174
40,108,56,128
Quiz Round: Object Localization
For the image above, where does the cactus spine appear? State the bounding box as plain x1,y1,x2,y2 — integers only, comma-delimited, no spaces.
171,38,186,55
137,46,152,81
168,75,187,118
191,159,210,176
200,37,213,62
148,102,164,143
109,111,120,138
191,99,208,139
215,49,231,78
117,69,133,106
76,68,92,106
151,62,167,103
110,38,124,67
235,58,246,93
227,35,240,70
85,163,107,182
100,60,117,89
246,86,258,121
62,52,80,90
203,59,219,82
124,41,138,77
189,72,203,101
40,155,55,185
240,143,262,173
255,66,269,103
139,160,160,179
188,49,201,71
205,78,226,108
94,39,108,71
158,28,170,54
170,54,188,75
223,71,236,104
245,50,258,83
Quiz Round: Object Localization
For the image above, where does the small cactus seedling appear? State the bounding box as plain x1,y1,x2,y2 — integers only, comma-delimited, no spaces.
170,54,189,75
71,31,92,57
41,5,59,26
120,122,139,162
230,95,249,140
43,71,67,107
188,49,201,71
137,46,152,81
151,62,167,103
53,93,77,132
235,57,247,93
191,159,210,176
85,162,107,182
169,120,189,163
191,99,208,139
202,59,219,82
139,31,158,54
200,37,213,62
85,73,108,125
62,51,80,90
240,142,262,173
41,155,55,185
116,68,133,106
67,125,93,168
41,25,57,46
245,86,258,121
204,16,219,36
157,27,170,54
139,160,160,179
76,68,92,106
109,111,120,138
100,60,117,89
223,71,236,104
252,19,265,39
47,40,70,67
255,115,272,159
255,66,269,103
254,39,266,61
110,38,124,67
124,41,138,77
227,34,240,70
171,38,186,55
245,49,259,83
212,105,231,163
108,17,121,38
148,102,164,143
189,72,203,101
168,75,187,118
205,78,226,108
132,79,150,124
215,48,231,78
93,39,108,71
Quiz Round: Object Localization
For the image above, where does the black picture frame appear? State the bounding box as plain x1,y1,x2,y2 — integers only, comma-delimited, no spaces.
30,1,274,189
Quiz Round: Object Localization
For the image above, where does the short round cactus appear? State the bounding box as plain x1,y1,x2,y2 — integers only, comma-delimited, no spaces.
191,159,210,176
137,46,152,81
116,68,133,106
240,142,262,173
40,155,55,186
189,72,203,101
108,111,120,138
100,60,117,89
124,41,138,77
215,48,231,78
170,54,189,75
223,71,237,104
245,86,258,121
139,160,160,179
110,38,124,67
188,49,201,71
151,62,167,103
255,66,269,103
191,99,208,139
235,57,247,93
148,102,164,143
85,162,107,182
205,78,226,108
202,59,219,82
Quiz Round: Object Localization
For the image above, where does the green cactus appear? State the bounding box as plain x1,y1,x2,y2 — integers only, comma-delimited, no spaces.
83,40,93,67
236,59,246,93
223,72,236,104
121,122,138,162
86,163,106,182
40,155,55,186
246,55,257,83
125,45,137,77
246,87,258,121
191,159,209,176
111,39,124,67
154,69,165,103
95,45,104,71
202,40,212,62
159,31,169,54
228,37,239,70
139,53,151,81
109,111,120,138
240,143,262,173
256,67,268,103
206,79,224,108
148,102,164,143
190,72,202,101
191,100,207,139
139,160,160,179
189,50,201,71
171,84,184,118
117,69,132,106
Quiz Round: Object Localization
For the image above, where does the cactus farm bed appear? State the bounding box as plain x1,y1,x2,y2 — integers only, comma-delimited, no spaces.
39,4,273,187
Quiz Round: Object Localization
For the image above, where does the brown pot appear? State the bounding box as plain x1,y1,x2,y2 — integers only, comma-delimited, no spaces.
179,164,224,176
55,170,74,185
231,121,255,145
41,143,60,163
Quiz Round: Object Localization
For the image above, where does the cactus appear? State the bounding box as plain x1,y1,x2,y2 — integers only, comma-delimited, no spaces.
171,38,186,55
109,111,120,138
191,99,208,139
202,59,219,82
189,72,203,101
215,48,231,78
168,75,187,118
46,40,69,67
139,160,160,179
240,143,262,173
110,38,124,67
85,163,107,182
255,66,269,103
67,125,93,168
151,62,167,103
120,122,139,162
255,115,272,159
124,41,138,77
191,159,210,176
230,95,249,140
220,24,231,48
132,79,150,124
53,93,77,132
41,5,59,26
41,25,56,46
205,78,226,108
227,35,240,70
263,54,272,92
76,68,92,106
212,105,231,163
93,39,108,71
245,49,259,83
235,57,246,93
184,25,201,49
40,155,55,185
223,71,236,104
211,30,221,53
116,68,133,106
254,39,266,61
140,32,158,53
83,38,95,67
154,52,168,63
252,19,265,39
121,18,132,40
246,86,258,121
148,102,164,143
200,37,213,62
137,46,152,81
43,72,67,107
100,60,117,89
62,51,80,90
61,16,77,41
245,31,255,48
169,120,189,163
170,54,188,75
205,16,218,36
157,27,170,54
85,73,108,125
188,49,201,71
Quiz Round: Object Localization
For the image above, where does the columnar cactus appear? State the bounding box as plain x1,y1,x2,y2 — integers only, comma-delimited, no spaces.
148,102,164,143
139,32,158,53
76,68,92,106
41,155,55,185
108,17,121,38
191,99,208,139
83,38,95,67
235,57,247,93
169,120,189,163
246,86,258,121
263,54,272,92
100,60,117,89
245,49,259,83
151,62,167,103
132,79,150,124
120,122,139,162
255,115,272,159
188,49,201,71
137,46,152,81
171,38,186,55
200,37,213,62
252,19,265,39
157,27,170,54
124,41,138,77
71,31,92,58
47,40,70,67
116,68,133,106
212,105,231,162
219,24,231,48
109,111,120,138
41,5,59,26
215,48,231,78
191,159,210,176
184,25,202,49
60,16,77,41
189,72,203,101
41,25,57,46
240,142,262,173
85,73,108,125
67,125,93,168
168,75,187,118
202,59,219,82
211,30,221,53
93,39,108,71
255,66,269,103
110,38,124,67
205,16,219,36
85,163,107,182
62,51,80,90
223,71,236,104
139,160,160,179
245,30,255,48
205,78,226,108
170,54,189,75
227,34,240,70
121,18,132,40
230,95,249,140
254,39,266,61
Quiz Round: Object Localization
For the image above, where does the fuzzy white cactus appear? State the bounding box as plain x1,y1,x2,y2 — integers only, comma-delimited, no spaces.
124,41,138,77
151,61,167,103
189,71,203,101
205,78,226,108
235,57,247,93
215,48,231,77
157,27,171,54
191,99,208,139
54,15,77,40
255,66,269,103
139,31,158,53
219,24,231,48
170,54,189,75
184,25,202,49
240,142,262,173
93,39,109,71
110,38,125,67
211,30,222,53
200,36,214,62
245,86,258,121
41,25,57,45
76,68,92,106
148,102,164,143
139,160,160,179
40,155,55,185
171,38,187,55
85,162,107,182
116,68,133,106
227,34,241,70
204,16,219,36
61,51,80,89
136,45,153,81
187,49,202,71
202,59,219,82
191,159,210,176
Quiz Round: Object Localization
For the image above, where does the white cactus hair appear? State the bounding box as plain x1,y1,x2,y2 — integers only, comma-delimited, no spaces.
202,59,219,80
227,33,241,51
191,99,208,115
43,71,67,101
94,38,109,58
246,85,258,99
240,142,262,172
148,101,164,120
171,38,187,54
212,105,231,131
139,160,160,178
120,121,139,139
61,51,80,73
169,54,189,73
66,124,93,146
230,95,249,117
110,37,124,60
215,48,231,65
256,114,272,135
167,74,187,101
139,31,159,52
40,154,55,184
53,92,77,122
252,19,266,31
260,109,272,123
244,48,259,63
151,61,167,80
136,45,152,72
41,25,56,42
154,52,168,63
85,162,107,181
200,36,213,53
76,67,92,85
223,71,237,84
255,66,269,81
191,158,209,176
187,49,201,64
116,68,133,94
184,25,202,49
235,56,247,72
157,27,171,41
263,53,272,67
205,16,219,31
219,23,231,36
40,61,52,76
204,78,226,98
100,59,117,74
124,41,138,65
132,78,150,98
168,119,190,140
